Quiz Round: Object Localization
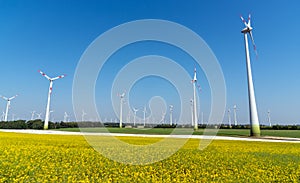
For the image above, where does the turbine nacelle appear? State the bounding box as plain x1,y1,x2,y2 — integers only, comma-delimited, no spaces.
240,14,258,57
240,14,253,33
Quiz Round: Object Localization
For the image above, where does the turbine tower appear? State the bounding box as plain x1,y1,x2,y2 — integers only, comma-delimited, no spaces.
30,111,36,120
228,108,232,128
143,106,147,127
1,95,18,122
160,111,166,124
39,70,65,130
240,14,261,136
1,111,5,121
118,92,125,128
81,110,87,122
64,112,69,122
192,68,198,130
169,105,173,126
267,109,271,127
233,105,238,126
190,99,194,126
133,108,138,127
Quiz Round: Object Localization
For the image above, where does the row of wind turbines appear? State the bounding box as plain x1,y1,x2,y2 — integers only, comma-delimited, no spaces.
1,70,65,130
1,14,263,136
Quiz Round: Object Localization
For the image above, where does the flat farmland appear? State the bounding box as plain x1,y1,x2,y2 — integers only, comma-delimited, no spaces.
0,132,299,182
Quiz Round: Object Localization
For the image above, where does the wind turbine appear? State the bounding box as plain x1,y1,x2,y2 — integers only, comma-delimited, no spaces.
233,105,238,126
64,112,69,122
38,70,65,130
143,106,147,127
36,113,42,119
169,105,173,126
201,111,204,125
1,111,5,121
160,111,166,124
133,108,138,127
228,108,232,128
81,110,87,122
118,92,125,128
30,111,36,120
267,109,271,127
192,68,198,130
1,95,18,122
240,14,261,136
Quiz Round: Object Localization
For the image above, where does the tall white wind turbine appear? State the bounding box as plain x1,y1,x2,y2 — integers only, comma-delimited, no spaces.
233,105,238,126
133,108,138,127
169,105,173,126
192,68,198,130
118,92,125,128
39,70,65,130
1,95,18,122
240,14,261,136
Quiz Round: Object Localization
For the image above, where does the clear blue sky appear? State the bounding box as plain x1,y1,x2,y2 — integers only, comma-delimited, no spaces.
0,0,299,124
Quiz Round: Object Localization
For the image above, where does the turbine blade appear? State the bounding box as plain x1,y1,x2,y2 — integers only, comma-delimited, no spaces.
9,95,18,100
248,14,251,27
52,74,66,81
0,96,8,100
38,70,51,80
240,15,248,27
249,31,258,58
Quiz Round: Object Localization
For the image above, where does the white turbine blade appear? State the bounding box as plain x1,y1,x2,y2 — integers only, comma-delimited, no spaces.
38,70,51,80
249,31,258,58
248,14,251,27
240,15,248,27
52,74,66,81
9,94,18,100
0,96,8,100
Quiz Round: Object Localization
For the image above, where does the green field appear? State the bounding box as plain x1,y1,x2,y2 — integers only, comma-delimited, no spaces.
54,127,300,138
0,132,299,182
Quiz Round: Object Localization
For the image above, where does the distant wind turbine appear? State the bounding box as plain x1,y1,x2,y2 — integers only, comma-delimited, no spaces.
64,112,69,122
240,14,261,136
30,111,36,120
143,106,147,127
81,110,87,122
233,105,238,126
39,70,65,130
118,92,125,128
160,111,166,124
192,68,198,130
1,111,5,121
36,113,42,119
228,108,232,128
133,108,138,127
1,95,18,122
169,105,173,126
267,109,271,127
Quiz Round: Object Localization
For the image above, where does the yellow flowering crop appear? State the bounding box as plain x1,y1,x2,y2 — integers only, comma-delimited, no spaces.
0,132,299,182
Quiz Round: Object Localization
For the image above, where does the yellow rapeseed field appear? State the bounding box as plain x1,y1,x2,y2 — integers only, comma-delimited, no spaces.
0,132,299,182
